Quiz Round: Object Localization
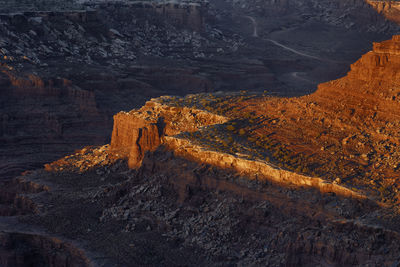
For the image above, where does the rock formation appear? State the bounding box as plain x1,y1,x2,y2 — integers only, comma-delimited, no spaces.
133,1,206,32
3,33,400,266
110,35,400,204
111,112,162,168
110,100,227,167
0,67,112,179
366,0,400,24
314,34,400,125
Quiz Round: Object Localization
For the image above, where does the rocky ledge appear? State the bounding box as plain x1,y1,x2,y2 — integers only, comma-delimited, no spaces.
3,36,400,266
105,35,400,205
366,0,400,24
106,97,365,200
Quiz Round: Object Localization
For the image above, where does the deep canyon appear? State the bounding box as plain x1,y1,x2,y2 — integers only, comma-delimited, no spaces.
1,0,400,266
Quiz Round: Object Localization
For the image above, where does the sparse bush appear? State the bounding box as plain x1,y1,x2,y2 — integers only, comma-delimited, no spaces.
226,125,235,131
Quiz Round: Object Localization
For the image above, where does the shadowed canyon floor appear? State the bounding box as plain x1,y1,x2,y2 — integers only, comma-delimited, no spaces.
2,36,400,266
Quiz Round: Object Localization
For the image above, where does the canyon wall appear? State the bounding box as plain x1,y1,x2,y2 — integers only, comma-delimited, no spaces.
0,69,110,179
111,112,162,168
314,34,400,122
90,1,205,32
110,100,227,167
366,0,400,24
110,99,366,198
163,136,365,199
110,35,400,199
155,2,205,32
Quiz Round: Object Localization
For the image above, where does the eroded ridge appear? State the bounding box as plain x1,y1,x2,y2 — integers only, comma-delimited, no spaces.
18,35,400,263
366,0,400,24
110,99,228,168
109,36,400,204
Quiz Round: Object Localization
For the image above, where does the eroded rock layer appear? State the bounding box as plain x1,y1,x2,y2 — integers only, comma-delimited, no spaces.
0,69,110,179
366,0,400,24
236,35,400,201
111,100,227,167
110,35,400,203
3,35,400,267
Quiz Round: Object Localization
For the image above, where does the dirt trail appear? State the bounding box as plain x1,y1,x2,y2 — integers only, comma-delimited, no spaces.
244,16,330,62
266,38,323,60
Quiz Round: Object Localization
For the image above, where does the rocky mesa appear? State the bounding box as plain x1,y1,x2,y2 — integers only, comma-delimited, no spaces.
17,35,400,266
107,35,400,204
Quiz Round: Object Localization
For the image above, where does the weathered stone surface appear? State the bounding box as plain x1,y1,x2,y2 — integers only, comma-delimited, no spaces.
109,35,400,203
366,0,400,24
315,34,400,117
0,232,93,267
110,100,227,167
163,136,365,199
111,113,161,168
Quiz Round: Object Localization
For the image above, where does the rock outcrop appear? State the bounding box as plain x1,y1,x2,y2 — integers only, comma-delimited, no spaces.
164,136,365,199
0,68,110,179
234,35,400,201
314,35,400,122
110,100,227,167
109,91,367,199
366,0,400,24
111,112,162,168
0,233,93,267
110,35,400,203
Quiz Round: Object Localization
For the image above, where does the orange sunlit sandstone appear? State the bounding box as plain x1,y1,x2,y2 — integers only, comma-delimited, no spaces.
110,36,400,203
366,0,400,24
110,101,227,167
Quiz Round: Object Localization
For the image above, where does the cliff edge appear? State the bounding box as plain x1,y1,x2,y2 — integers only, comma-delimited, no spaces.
109,35,400,204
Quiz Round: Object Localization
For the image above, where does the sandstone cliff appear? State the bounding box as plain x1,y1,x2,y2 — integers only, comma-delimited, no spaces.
314,34,400,124
110,35,400,204
93,1,205,32
5,35,400,267
110,100,227,167
366,0,400,24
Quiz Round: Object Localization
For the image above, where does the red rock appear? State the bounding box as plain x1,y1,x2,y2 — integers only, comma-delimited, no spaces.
111,112,161,168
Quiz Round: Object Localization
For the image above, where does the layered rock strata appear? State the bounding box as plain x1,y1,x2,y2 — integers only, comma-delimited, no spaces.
5,146,400,266
0,69,110,179
111,100,227,167
366,0,400,24
111,35,400,202
110,97,366,199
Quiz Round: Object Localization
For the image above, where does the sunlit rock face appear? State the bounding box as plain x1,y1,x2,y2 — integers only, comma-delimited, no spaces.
110,35,400,203
110,100,227,167
366,0,400,24
111,112,162,168
314,34,400,120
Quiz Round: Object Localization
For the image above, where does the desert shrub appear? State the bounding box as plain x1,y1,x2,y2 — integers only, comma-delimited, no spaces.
226,125,235,131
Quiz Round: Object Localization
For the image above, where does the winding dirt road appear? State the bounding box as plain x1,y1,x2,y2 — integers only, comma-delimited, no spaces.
244,15,324,61
266,39,323,61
